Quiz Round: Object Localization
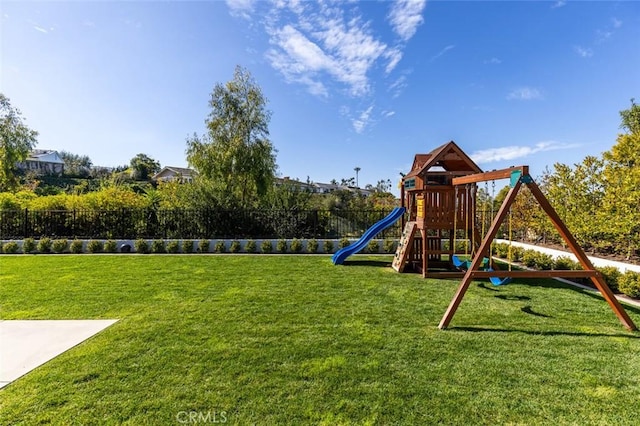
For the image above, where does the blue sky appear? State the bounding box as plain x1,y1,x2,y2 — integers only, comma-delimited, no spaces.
2,0,639,193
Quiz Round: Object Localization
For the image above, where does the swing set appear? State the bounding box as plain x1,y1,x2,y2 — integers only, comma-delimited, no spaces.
394,141,636,331
439,165,636,331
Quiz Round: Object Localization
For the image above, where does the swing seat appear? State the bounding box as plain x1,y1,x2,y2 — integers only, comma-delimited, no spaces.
452,255,470,269
452,255,489,270
487,268,512,286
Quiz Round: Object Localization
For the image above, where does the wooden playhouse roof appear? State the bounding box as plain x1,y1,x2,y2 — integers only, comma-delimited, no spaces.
405,141,482,179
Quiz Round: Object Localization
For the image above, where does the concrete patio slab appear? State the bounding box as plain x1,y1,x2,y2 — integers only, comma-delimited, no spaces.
0,319,118,389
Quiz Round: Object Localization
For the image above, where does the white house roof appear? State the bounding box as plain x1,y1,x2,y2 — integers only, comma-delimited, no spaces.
152,166,197,180
27,150,64,164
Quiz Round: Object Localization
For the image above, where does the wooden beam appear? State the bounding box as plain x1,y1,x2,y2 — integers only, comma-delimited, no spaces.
424,272,467,279
468,270,599,278
452,166,528,185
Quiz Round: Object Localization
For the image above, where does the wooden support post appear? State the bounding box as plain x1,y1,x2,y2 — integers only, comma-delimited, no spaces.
526,180,637,331
439,180,522,329
422,229,427,278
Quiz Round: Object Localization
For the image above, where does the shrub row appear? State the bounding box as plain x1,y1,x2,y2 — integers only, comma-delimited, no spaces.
1,238,398,255
492,243,640,299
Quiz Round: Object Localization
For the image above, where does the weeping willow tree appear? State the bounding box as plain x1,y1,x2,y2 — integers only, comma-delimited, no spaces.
186,66,277,209
0,94,38,192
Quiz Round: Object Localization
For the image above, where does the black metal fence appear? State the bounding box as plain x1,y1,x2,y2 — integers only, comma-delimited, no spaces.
0,208,403,240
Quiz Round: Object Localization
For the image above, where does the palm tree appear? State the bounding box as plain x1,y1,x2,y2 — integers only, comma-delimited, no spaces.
354,166,361,188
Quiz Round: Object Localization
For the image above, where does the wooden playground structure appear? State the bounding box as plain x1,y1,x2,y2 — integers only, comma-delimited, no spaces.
392,141,637,331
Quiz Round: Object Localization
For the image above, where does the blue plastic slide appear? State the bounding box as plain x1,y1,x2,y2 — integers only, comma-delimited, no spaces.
332,207,406,265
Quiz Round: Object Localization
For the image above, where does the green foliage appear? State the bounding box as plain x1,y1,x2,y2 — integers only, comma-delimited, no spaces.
129,153,161,181
367,240,380,253
277,239,288,253
134,239,149,254
554,256,577,271
383,238,396,254
37,237,52,253
52,239,68,254
87,240,103,254
290,238,303,253
534,252,554,270
22,238,36,254
306,239,318,254
70,239,84,254
183,240,194,254
266,180,312,210
104,240,117,253
229,240,241,253
521,250,538,267
59,150,92,178
166,240,179,254
618,271,640,298
0,94,39,192
214,241,225,253
339,237,351,249
151,240,166,254
323,240,334,253
261,240,273,254
494,243,509,259
2,240,19,253
185,66,277,209
511,246,524,262
244,240,257,253
619,98,640,135
597,266,621,292
198,240,211,253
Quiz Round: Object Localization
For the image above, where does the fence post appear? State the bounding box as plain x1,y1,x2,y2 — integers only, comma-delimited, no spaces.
313,210,318,237
23,208,28,238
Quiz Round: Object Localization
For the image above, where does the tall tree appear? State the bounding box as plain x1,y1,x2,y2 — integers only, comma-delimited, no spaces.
600,100,640,256
0,94,38,191
60,150,93,177
186,66,277,208
619,98,640,135
129,153,161,181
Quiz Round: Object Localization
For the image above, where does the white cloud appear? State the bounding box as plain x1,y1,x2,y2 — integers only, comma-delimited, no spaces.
506,87,543,101
263,6,396,97
352,105,374,134
484,57,502,65
431,45,455,62
471,141,577,164
611,18,622,29
34,26,48,33
388,0,427,41
388,75,408,98
383,110,396,118
574,46,593,58
551,1,567,9
231,2,424,99
384,48,403,74
226,0,255,19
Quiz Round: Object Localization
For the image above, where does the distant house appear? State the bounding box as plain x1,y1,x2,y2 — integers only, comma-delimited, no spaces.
275,177,374,196
152,166,197,183
17,150,65,176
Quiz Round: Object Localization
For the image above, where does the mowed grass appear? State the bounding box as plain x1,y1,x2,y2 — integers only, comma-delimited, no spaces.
1,255,640,425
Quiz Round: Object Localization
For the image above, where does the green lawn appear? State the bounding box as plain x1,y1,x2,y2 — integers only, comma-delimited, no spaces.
1,255,640,425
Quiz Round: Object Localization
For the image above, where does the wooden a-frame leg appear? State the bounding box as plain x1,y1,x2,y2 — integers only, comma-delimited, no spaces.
439,181,522,329
527,180,637,331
